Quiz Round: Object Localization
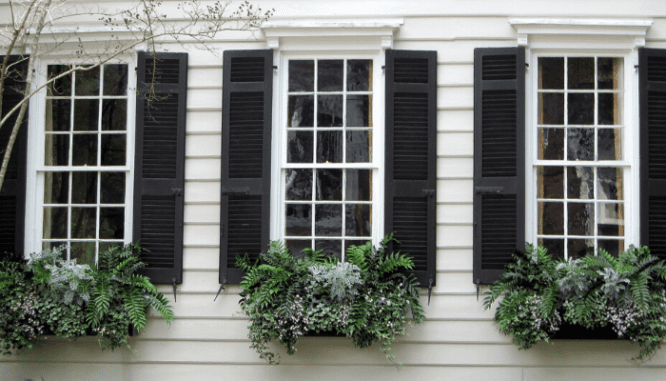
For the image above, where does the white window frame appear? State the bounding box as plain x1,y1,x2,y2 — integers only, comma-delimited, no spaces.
511,18,652,252
24,57,137,260
262,19,401,254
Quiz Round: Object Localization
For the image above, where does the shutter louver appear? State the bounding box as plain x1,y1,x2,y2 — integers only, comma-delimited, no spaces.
385,50,437,287
640,48,666,260
220,50,272,284
0,55,29,257
134,52,187,284
473,47,525,285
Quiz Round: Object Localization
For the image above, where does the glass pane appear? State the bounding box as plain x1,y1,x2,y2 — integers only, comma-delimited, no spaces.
538,202,563,235
344,239,369,255
599,239,624,257
103,65,128,95
42,241,67,251
318,60,343,91
75,68,100,96
345,204,371,236
346,169,371,201
538,93,564,125
346,95,371,127
598,167,623,200
538,57,564,89
286,239,311,258
45,99,70,131
289,60,314,92
598,58,622,90
286,204,311,236
73,100,99,131
44,134,69,166
100,207,124,239
101,134,126,166
598,93,621,125
346,131,370,163
317,95,343,127
73,134,98,166
538,238,564,260
47,65,71,96
285,169,312,201
315,239,342,260
71,172,97,204
598,128,622,160
101,172,126,204
44,172,69,204
43,207,68,239
70,242,95,266
71,207,96,238
99,241,123,255
538,128,564,160
316,169,342,201
567,166,593,199
568,93,594,125
347,60,372,91
288,95,314,127
568,202,594,236
567,128,594,161
568,239,594,260
287,131,313,163
537,166,564,199
315,204,342,236
316,131,342,163
568,58,594,90
598,203,624,236
102,99,127,131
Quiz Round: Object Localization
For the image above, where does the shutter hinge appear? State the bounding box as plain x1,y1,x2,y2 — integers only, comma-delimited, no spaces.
273,65,278,73
634,64,640,72
172,188,183,196
172,278,178,303
427,278,433,305
214,277,226,301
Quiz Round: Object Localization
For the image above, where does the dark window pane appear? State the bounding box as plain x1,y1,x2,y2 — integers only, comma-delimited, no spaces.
286,239,312,258
42,241,67,251
71,171,97,204
315,239,342,260
568,202,594,236
317,95,343,127
102,99,127,131
346,169,371,201
99,242,123,255
288,95,314,127
318,60,343,91
568,93,594,125
599,239,623,257
598,203,623,236
316,131,342,163
568,239,594,260
347,60,372,91
43,207,68,239
567,166,593,200
101,134,126,166
71,207,97,238
538,238,564,260
287,131,313,163
597,58,622,90
46,99,70,131
598,128,622,160
598,93,620,125
567,128,594,161
344,239,370,256
315,204,342,236
538,202,563,235
346,131,370,163
285,169,312,201
103,64,128,95
75,67,100,96
537,166,564,199
538,128,564,160
101,172,126,204
316,169,342,201
598,167,623,201
568,57,594,89
538,93,564,125
100,207,124,239
47,65,72,96
73,99,99,131
346,95,370,127
73,134,98,166
289,60,314,92
70,242,95,266
538,57,564,89
345,204,371,236
45,134,69,166
286,204,311,236
44,172,69,204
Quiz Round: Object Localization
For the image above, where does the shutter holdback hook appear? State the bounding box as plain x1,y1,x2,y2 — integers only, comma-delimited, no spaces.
427,278,433,305
214,276,227,301
172,278,177,302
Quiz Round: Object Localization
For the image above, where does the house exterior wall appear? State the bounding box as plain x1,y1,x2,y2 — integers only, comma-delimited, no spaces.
2,1,666,379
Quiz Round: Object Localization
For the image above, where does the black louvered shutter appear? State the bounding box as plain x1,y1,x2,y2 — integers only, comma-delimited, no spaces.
220,50,272,284
385,50,437,287
473,47,525,285
134,52,187,284
0,55,29,258
640,48,666,259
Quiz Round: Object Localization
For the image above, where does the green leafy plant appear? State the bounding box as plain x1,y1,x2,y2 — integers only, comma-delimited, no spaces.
483,244,666,361
237,235,425,367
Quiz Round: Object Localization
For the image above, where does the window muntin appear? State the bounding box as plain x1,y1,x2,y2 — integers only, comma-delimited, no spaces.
42,64,129,265
535,56,626,259
283,58,375,260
